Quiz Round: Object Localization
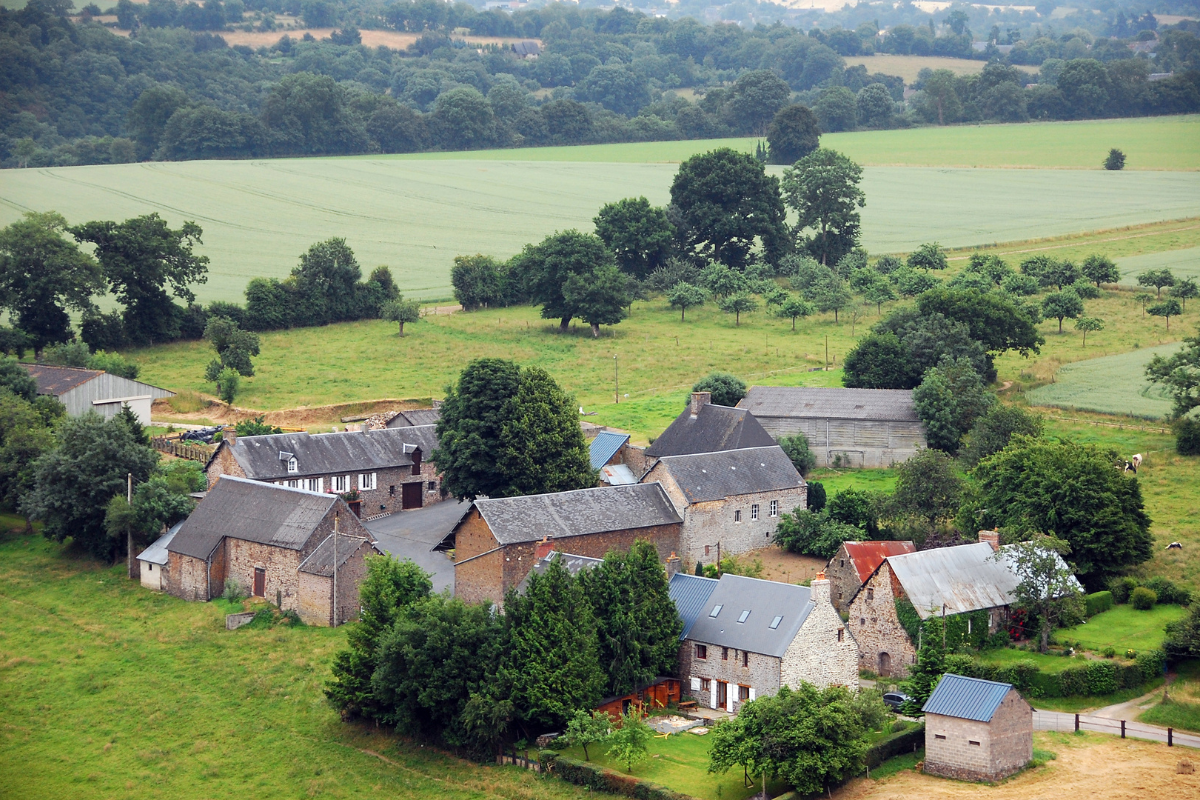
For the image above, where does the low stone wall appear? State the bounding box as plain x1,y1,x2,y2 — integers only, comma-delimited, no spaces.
226,612,256,630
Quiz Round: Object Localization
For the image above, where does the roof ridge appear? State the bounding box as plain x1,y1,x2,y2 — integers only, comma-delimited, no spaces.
218,474,338,502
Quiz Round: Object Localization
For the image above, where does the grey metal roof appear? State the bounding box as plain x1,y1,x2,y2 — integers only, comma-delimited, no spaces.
589,431,630,469
228,425,438,480
600,464,638,485
21,364,101,395
515,551,605,594
738,386,919,422
669,572,719,640
474,483,681,546
136,521,182,566
298,534,380,576
655,446,803,503
887,543,1017,618
923,673,1014,722
386,408,441,428
646,403,776,458
683,574,815,658
167,476,339,559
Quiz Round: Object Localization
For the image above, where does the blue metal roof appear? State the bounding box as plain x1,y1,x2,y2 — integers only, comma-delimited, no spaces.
922,673,1014,722
669,572,719,640
589,431,630,470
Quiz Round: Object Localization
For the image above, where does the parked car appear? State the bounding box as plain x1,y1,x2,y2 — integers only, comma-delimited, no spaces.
882,691,912,711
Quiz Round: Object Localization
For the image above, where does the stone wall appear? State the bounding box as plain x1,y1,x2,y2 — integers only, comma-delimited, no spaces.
167,551,213,601
924,691,1031,782
205,444,246,489
678,641,781,712
779,578,860,690
846,563,917,678
224,538,305,610
825,543,863,614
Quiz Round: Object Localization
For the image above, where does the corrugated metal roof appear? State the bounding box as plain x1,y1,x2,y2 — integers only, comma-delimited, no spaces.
515,551,605,593
923,673,1014,722
738,386,919,422
475,483,681,546
645,402,775,458
654,446,803,503
669,572,719,640
229,425,437,480
600,464,637,485
137,521,183,566
683,574,815,658
20,364,102,395
298,534,380,576
842,540,916,583
589,431,630,470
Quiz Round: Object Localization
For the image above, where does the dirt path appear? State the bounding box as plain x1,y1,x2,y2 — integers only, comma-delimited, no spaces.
1089,685,1167,720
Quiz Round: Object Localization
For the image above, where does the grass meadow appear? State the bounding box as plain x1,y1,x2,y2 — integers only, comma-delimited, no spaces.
1059,604,1188,653
1026,343,1183,419
0,527,592,800
841,54,1036,82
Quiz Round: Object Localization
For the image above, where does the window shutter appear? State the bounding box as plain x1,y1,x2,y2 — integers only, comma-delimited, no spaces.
748,688,755,701
690,677,700,691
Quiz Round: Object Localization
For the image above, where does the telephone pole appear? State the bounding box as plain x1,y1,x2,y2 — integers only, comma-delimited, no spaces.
613,354,619,404
332,511,339,627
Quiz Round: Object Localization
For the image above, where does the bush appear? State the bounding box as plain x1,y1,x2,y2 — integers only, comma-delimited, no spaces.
779,434,816,477
1135,649,1166,681
1144,576,1192,606
539,752,691,800
1085,660,1118,695
1085,591,1114,617
1104,148,1126,170
863,724,925,769
1131,587,1158,610
691,372,746,408
1175,416,1200,456
1109,576,1139,604
1103,647,1116,658
807,480,826,512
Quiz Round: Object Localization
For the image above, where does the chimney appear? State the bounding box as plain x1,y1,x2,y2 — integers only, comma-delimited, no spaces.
690,391,711,417
978,530,1000,552
810,570,831,606
223,427,236,446
665,552,682,580
535,536,555,561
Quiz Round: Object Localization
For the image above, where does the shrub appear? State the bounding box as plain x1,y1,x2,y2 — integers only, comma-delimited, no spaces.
1057,664,1089,696
1085,661,1118,695
691,372,746,408
1085,591,1114,617
1131,587,1158,610
539,752,691,800
779,434,816,477
1175,416,1200,456
1144,576,1192,606
806,480,826,512
1103,647,1116,658
1135,649,1166,681
1104,148,1126,170
863,724,925,769
222,578,246,602
1109,576,1139,604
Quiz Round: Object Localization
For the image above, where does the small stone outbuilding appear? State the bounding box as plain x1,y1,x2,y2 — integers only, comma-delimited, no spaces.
825,540,916,613
922,673,1032,782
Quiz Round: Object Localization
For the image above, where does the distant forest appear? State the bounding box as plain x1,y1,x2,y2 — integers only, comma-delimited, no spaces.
2,0,1198,168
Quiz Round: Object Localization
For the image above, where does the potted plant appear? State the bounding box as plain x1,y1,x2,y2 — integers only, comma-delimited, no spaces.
340,489,362,517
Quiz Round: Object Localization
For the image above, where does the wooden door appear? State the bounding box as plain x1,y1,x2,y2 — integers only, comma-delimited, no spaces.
878,652,891,677
253,567,265,597
401,482,423,510
716,681,728,710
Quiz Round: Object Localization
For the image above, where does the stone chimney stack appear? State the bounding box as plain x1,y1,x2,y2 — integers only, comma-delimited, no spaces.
810,571,831,606
665,552,682,580
690,391,711,417
978,530,1000,552
223,427,237,446
535,536,555,561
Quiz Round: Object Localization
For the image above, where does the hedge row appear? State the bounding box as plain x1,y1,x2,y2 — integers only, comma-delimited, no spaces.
946,650,1166,699
864,724,925,770
538,751,695,800
1085,591,1113,618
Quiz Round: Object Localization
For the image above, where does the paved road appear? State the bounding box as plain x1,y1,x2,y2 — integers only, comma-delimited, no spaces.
364,500,469,595
1033,709,1200,749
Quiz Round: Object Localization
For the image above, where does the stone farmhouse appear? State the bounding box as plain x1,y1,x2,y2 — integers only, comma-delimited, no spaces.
645,392,776,459
20,363,174,425
736,386,926,468
446,483,683,607
922,674,1032,782
205,425,441,517
670,571,858,713
163,476,380,626
825,540,917,613
641,445,806,567
846,534,1081,678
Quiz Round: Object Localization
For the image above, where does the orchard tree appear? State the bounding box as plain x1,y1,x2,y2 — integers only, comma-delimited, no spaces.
1148,298,1183,331
667,282,707,321
382,296,422,336
781,148,866,266
776,294,814,331
809,274,852,322
1075,316,1104,347
1137,268,1175,298
699,262,748,299
1042,289,1084,333
766,104,821,165
861,272,897,313
719,292,758,326
999,536,1083,653
564,711,610,761
606,708,654,773
1081,254,1119,287
1146,326,1200,419
907,242,948,272
593,197,674,280
1134,292,1154,316
1172,278,1198,311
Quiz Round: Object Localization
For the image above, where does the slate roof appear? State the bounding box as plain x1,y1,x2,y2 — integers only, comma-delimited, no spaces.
137,521,182,566
21,364,101,395
386,408,441,428
645,403,776,458
511,40,540,56
473,483,681,546
738,386,920,422
841,540,917,583
923,674,1015,722
683,574,815,658
669,572,719,640
298,534,379,577
654,446,803,503
515,551,605,593
589,431,630,469
226,425,438,480
167,476,339,559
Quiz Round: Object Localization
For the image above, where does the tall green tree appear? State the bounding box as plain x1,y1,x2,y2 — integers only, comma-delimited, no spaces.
562,264,630,337
0,212,104,355
918,69,962,125
766,103,821,165
127,84,191,158
900,620,946,716
889,448,965,534
433,358,522,500
290,238,363,326
203,316,260,380
104,471,194,576
593,197,675,280
450,255,503,311
670,148,788,269
0,388,58,513
1146,326,1200,419
517,230,618,332
1172,277,1199,311
917,288,1043,359
842,331,913,389
781,148,866,267
913,356,994,454
71,214,209,345
498,366,595,497
960,404,1044,468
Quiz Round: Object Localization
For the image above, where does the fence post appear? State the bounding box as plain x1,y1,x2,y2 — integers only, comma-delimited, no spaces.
1121,720,1126,739
1074,713,1079,732
1169,728,1173,747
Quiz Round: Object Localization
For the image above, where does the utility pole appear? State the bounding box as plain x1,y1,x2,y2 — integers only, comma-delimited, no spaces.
126,473,134,580
332,510,339,627
613,354,619,404
825,335,829,371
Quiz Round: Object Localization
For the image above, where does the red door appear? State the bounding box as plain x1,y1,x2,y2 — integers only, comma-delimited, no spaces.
253,567,265,597
716,681,728,710
401,482,422,510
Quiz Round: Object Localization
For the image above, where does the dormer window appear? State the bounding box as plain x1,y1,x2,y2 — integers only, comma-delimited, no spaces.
737,610,750,624
287,457,298,473
709,604,723,618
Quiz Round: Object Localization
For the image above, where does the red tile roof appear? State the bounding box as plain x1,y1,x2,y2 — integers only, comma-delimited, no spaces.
843,540,917,583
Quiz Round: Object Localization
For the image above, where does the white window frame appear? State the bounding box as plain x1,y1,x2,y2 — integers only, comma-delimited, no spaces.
769,499,778,517
286,479,299,488
359,472,377,491
304,477,323,493
332,475,349,493
751,503,759,521
287,457,298,473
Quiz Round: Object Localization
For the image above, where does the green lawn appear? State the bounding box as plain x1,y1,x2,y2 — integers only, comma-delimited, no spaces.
805,467,900,496
1059,604,1188,653
0,532,590,800
976,647,1085,674
1139,660,1200,732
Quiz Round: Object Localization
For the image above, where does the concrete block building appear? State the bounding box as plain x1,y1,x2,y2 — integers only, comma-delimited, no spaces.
670,572,858,713
922,674,1033,782
20,364,174,425
737,386,926,468
825,540,916,613
642,446,806,566
205,425,442,517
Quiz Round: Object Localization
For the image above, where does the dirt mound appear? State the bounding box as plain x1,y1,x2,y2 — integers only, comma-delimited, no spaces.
153,397,435,429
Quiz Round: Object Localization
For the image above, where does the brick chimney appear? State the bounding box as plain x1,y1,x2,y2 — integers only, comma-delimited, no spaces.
535,536,555,560
665,552,681,580
978,530,1000,552
810,571,831,606
690,391,711,417
223,427,236,446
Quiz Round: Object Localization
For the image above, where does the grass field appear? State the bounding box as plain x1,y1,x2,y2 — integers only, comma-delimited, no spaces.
1117,246,1200,284
1058,604,1187,653
1140,661,1200,733
1026,343,1184,420
841,54,1036,82
0,530,590,800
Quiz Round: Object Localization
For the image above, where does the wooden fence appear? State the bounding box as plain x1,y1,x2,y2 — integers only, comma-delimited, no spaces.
151,437,212,462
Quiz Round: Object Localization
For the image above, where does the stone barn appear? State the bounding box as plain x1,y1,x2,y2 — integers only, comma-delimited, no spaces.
736,386,926,468
671,572,858,713
446,483,683,607
164,476,380,626
922,674,1032,782
645,392,776,458
825,540,916,613
20,364,174,425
